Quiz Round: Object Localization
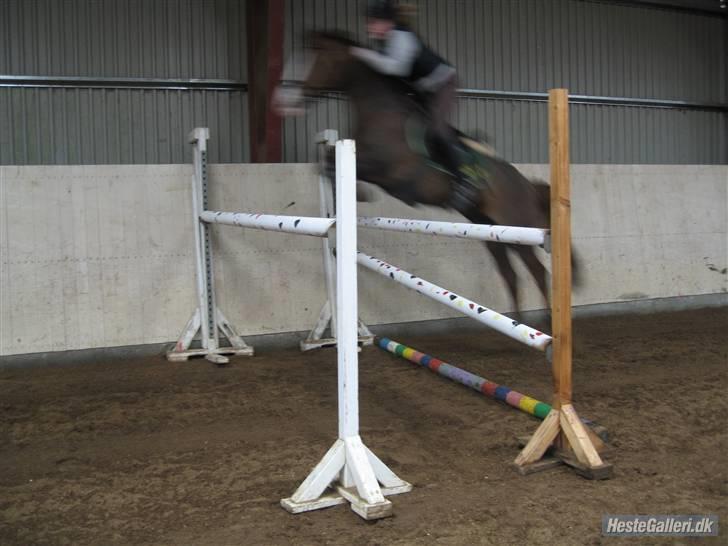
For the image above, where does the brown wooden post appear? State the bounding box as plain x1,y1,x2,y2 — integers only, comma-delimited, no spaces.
550,88,572,410
247,0,284,163
513,89,613,480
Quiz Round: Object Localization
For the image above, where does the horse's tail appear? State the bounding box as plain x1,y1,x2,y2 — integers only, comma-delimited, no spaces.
531,178,583,289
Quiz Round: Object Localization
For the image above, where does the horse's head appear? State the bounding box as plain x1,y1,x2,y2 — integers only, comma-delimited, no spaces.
273,31,358,116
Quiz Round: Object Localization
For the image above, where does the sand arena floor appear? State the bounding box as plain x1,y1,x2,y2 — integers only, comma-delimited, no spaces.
1,308,726,545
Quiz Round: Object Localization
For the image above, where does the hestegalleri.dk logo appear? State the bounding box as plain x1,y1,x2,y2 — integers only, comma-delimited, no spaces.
602,515,719,536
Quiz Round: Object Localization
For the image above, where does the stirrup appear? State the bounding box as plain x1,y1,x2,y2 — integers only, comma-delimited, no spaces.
449,176,480,213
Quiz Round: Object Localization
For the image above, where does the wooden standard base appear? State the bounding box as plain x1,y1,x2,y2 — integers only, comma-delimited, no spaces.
513,404,613,480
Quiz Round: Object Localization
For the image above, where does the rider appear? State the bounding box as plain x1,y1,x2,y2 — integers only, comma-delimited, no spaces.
350,0,470,201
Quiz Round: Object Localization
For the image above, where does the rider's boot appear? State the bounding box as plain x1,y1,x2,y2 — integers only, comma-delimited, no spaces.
438,137,479,213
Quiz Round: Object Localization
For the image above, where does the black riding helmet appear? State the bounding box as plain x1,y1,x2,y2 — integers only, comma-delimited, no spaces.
367,0,396,20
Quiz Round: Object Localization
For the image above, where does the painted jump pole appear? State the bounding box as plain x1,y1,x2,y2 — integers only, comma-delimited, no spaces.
199,210,334,237
357,252,552,352
358,217,548,246
378,337,552,419
513,89,612,479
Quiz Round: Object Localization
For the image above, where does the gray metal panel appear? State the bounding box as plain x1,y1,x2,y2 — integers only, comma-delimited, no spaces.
0,88,249,165
1,0,249,165
405,0,726,103
0,0,248,80
279,94,727,165
280,0,727,164
473,97,722,165
2,0,726,165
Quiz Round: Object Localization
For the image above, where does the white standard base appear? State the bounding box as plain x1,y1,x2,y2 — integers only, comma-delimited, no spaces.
299,334,376,352
167,307,254,364
166,345,254,364
281,436,412,520
300,300,376,352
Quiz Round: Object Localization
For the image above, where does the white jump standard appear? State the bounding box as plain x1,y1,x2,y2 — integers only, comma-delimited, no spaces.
301,129,375,352
168,128,253,364
280,140,412,519
169,131,410,518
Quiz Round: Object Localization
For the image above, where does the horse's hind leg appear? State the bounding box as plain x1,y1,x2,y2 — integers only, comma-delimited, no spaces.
512,245,553,331
485,241,521,319
512,246,549,308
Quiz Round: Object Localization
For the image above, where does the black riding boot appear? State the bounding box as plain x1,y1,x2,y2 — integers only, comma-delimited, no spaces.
436,136,479,213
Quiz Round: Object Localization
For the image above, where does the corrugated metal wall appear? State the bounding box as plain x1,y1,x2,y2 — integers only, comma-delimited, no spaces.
0,0,250,164
1,88,248,164
1,0,726,165
282,0,727,164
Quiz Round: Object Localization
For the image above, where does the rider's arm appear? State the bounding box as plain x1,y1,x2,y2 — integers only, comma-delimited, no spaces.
351,30,419,76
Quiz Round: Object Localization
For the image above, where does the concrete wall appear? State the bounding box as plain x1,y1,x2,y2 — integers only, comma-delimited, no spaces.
1,162,725,356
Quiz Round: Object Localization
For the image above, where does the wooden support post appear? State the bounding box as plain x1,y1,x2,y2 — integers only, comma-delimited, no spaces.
247,0,283,163
513,89,613,480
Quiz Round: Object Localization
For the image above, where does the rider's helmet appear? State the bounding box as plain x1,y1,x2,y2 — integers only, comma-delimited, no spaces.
366,0,396,20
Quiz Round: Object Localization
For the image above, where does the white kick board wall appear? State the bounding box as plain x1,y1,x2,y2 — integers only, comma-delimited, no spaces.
1,162,726,356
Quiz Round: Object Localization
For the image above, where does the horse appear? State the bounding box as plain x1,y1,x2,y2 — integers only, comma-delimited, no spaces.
274,31,580,320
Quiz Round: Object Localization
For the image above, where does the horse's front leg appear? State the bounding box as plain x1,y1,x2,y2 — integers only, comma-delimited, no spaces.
484,241,521,321
353,156,383,202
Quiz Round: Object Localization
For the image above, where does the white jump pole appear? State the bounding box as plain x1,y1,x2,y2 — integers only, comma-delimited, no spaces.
358,216,548,246
357,252,552,352
200,210,334,237
281,140,411,520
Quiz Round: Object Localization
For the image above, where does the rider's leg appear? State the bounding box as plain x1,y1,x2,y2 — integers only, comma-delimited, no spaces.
428,75,459,176
428,75,481,211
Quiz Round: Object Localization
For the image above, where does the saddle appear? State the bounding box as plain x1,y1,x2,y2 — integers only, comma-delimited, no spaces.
405,116,497,212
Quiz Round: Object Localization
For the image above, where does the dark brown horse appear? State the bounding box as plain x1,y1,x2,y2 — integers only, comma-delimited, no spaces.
275,32,579,318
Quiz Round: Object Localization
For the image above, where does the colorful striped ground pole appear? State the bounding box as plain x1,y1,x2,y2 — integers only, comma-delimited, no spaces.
378,337,552,420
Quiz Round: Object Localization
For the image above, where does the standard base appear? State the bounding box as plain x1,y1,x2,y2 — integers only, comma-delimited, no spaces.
166,345,254,364
513,405,614,480
168,307,254,363
300,335,375,352
281,436,411,520
514,429,614,480
301,300,375,353
300,338,338,351
512,449,614,480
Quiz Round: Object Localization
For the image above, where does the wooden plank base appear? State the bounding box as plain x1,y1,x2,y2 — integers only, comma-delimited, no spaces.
166,345,254,363
514,406,614,480
514,437,614,479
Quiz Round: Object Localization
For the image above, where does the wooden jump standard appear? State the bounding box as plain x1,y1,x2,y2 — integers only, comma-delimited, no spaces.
518,89,611,478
